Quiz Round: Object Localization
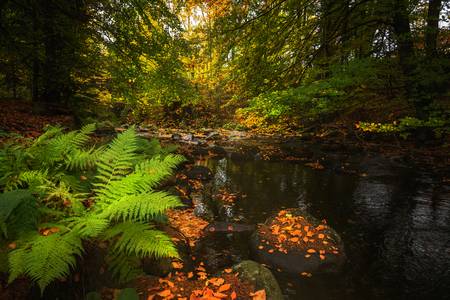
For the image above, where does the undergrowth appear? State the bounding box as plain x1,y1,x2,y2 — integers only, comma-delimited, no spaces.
0,124,184,292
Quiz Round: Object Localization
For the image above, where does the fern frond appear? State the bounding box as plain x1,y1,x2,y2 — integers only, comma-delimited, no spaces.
68,215,109,238
65,146,104,171
95,127,138,190
31,126,63,148
18,170,49,193
0,143,31,191
106,251,143,283
32,124,96,167
0,190,38,238
135,154,185,182
135,138,163,158
58,174,91,194
8,232,83,292
95,154,184,206
8,247,27,283
51,123,95,151
104,222,178,259
100,191,182,222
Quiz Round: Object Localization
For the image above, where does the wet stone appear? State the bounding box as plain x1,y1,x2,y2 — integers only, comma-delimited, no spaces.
186,165,213,181
208,145,227,157
232,260,283,300
171,133,181,140
250,209,346,275
191,193,214,221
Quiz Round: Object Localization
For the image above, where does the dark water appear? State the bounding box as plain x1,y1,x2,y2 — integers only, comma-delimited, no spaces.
198,154,450,300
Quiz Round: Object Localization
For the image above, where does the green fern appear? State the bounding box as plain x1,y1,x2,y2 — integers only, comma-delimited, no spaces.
104,222,178,259
2,124,185,291
68,215,109,238
0,190,37,238
0,143,30,191
95,154,184,206
65,146,104,171
106,251,143,283
18,170,50,194
101,191,181,222
30,126,63,148
30,124,96,168
8,232,83,293
95,127,138,190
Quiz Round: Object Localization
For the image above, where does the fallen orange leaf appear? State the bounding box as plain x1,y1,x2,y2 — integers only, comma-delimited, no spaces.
210,277,225,287
230,291,237,300
171,261,183,269
291,230,302,236
217,283,231,293
213,292,228,299
158,289,172,297
250,289,266,300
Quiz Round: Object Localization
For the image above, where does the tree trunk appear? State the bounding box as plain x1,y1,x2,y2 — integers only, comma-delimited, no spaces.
425,0,442,57
318,0,339,77
392,0,430,119
31,2,40,102
41,1,61,104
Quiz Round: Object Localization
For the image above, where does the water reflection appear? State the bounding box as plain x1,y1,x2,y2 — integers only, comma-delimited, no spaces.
353,181,393,228
204,156,450,300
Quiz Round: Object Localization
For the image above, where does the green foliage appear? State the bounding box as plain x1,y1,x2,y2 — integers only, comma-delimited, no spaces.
117,288,139,300
357,116,449,139
0,125,184,292
104,222,177,258
8,232,83,292
0,190,37,238
236,58,407,128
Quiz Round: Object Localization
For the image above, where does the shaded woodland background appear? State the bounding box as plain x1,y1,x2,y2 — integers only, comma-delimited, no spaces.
0,0,449,134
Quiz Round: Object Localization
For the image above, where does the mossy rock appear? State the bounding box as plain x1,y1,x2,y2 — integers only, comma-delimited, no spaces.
232,260,283,300
250,209,346,275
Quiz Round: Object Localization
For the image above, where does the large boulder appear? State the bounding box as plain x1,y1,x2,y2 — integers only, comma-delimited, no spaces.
232,260,283,300
250,209,346,275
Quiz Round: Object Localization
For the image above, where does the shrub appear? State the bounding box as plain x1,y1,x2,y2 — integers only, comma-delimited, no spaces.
236,58,404,129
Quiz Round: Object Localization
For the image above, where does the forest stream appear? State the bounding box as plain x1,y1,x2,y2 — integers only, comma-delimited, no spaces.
184,141,450,300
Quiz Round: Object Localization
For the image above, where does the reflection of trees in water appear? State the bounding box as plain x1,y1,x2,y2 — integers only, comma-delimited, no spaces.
353,181,393,227
369,176,450,298
212,158,228,188
208,159,308,222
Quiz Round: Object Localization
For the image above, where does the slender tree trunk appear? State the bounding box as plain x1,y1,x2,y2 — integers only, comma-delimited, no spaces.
425,0,442,57
392,0,430,119
31,1,39,102
392,0,415,76
32,58,39,101
41,1,60,104
319,0,338,77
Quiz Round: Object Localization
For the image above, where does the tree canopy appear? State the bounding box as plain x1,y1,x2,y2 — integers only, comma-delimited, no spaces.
0,0,449,127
